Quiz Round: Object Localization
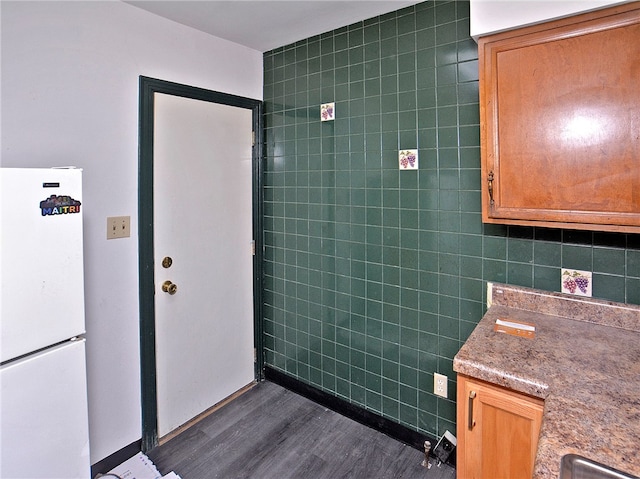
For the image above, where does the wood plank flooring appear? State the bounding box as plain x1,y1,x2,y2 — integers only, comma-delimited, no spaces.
148,381,456,479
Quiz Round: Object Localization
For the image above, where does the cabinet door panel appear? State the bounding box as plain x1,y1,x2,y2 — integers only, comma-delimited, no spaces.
478,390,541,478
480,3,640,233
457,375,544,479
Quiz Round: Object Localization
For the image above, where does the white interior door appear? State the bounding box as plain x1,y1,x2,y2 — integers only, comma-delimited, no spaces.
153,93,255,438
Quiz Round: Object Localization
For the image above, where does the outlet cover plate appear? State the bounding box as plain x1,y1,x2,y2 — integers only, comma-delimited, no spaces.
434,372,448,398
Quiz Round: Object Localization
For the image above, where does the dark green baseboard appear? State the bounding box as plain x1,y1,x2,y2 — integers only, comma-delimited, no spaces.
264,365,455,466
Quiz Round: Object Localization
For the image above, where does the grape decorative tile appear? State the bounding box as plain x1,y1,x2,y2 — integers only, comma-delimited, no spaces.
321,102,335,121
561,268,592,297
399,149,418,170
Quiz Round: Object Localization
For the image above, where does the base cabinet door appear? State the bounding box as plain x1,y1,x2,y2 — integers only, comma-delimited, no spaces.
456,375,544,479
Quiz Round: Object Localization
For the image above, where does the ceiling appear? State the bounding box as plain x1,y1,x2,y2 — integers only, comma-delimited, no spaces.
125,1,420,52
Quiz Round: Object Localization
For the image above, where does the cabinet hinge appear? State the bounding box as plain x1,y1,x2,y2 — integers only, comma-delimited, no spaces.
252,130,256,147
251,240,256,256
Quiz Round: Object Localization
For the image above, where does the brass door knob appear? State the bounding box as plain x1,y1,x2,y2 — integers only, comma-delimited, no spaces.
162,280,178,295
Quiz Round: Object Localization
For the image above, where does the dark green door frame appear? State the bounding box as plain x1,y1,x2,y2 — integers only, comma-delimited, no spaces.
138,76,264,451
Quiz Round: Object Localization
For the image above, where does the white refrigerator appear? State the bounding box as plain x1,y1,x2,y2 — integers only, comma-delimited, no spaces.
0,168,91,478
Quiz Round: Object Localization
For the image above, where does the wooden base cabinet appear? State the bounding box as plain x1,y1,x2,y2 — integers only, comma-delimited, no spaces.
456,375,544,479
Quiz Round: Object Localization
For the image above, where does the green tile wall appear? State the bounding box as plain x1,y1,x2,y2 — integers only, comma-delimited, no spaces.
262,0,640,440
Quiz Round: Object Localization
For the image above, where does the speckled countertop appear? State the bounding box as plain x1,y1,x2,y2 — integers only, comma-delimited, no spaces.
453,283,640,479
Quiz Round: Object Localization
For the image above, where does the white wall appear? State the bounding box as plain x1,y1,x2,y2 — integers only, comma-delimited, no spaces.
1,0,263,464
470,0,628,39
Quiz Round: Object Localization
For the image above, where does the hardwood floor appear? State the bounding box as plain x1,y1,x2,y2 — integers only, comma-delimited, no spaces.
148,381,456,479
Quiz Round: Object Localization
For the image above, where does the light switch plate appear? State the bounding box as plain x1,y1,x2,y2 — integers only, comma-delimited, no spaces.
107,216,130,239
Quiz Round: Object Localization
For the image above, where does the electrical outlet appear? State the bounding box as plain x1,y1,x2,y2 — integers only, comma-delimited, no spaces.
434,372,448,398
107,216,130,239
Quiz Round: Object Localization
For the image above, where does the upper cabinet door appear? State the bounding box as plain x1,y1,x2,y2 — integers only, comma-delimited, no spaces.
479,3,640,233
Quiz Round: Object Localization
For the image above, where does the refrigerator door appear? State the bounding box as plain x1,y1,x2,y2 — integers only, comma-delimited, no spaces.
0,168,85,362
0,338,90,478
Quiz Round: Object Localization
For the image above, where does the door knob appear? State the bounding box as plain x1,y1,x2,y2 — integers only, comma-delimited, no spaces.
162,280,178,295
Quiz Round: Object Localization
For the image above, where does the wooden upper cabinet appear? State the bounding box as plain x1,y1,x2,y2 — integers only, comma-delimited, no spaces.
479,3,640,233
